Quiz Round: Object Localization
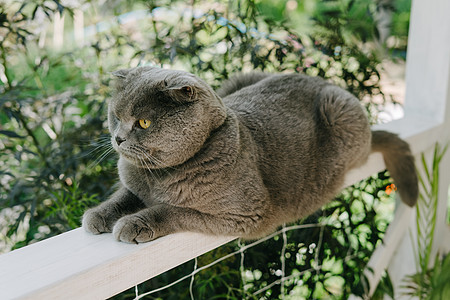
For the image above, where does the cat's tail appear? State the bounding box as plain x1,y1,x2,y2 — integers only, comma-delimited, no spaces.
371,130,418,206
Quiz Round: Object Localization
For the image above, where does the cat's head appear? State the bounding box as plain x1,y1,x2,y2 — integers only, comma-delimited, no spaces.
108,66,227,169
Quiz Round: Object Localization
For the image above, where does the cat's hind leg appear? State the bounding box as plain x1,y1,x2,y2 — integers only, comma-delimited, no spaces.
314,85,372,169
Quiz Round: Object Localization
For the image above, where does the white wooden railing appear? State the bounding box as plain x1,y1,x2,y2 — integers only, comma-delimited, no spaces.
1,0,449,298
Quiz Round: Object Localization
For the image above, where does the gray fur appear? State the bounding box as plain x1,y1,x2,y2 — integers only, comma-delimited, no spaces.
82,66,418,243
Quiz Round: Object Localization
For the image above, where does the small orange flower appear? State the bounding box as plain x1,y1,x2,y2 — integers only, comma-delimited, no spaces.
385,183,397,195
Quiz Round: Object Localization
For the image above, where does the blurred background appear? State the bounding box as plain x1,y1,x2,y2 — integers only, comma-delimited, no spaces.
0,0,413,298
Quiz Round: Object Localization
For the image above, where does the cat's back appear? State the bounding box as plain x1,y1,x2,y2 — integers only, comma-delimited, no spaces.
220,72,367,152
221,73,328,117
221,73,329,160
220,73,371,218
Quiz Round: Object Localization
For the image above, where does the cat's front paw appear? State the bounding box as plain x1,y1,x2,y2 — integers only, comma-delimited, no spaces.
82,209,112,234
113,215,156,244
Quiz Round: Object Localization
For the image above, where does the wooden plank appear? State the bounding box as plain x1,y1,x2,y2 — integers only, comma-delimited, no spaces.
0,229,235,299
343,152,385,187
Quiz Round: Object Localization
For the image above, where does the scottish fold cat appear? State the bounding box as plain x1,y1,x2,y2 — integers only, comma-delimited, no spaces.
82,66,417,243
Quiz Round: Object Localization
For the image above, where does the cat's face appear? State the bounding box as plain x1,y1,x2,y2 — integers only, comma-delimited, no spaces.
108,66,227,169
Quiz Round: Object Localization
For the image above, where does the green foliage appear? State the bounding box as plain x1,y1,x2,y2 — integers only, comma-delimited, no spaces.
427,254,450,300
0,0,410,298
46,182,100,229
401,143,449,300
402,254,450,300
0,1,118,251
372,272,394,300
390,0,411,56
416,144,448,280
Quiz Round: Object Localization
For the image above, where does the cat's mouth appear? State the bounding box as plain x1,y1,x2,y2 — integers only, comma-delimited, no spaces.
119,146,161,169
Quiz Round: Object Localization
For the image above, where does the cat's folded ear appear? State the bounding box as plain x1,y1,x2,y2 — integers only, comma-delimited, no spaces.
163,78,198,102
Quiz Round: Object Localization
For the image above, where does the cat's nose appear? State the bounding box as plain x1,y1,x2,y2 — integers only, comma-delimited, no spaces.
115,136,126,146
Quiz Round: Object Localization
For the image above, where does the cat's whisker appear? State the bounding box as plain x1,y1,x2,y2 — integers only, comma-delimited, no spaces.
96,146,115,164
74,135,111,147
87,146,116,170
76,134,112,156
132,147,167,181
141,149,175,172
91,136,112,144
134,147,161,166
138,155,162,185
139,158,161,188
79,140,112,159
136,148,176,181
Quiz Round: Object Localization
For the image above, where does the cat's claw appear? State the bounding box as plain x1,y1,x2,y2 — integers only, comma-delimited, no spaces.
113,215,155,243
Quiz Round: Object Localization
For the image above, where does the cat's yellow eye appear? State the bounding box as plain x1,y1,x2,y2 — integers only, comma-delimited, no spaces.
138,119,151,129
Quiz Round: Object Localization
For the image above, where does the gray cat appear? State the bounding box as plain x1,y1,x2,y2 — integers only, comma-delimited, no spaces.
82,66,417,243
